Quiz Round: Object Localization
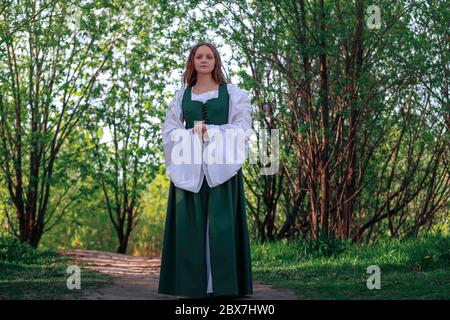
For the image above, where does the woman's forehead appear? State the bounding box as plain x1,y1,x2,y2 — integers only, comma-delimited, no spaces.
195,45,214,55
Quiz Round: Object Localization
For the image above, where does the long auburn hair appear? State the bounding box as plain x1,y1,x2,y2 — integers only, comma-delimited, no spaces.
183,42,229,87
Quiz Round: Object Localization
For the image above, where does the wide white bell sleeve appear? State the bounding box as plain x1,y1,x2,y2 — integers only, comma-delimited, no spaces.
203,84,253,187
162,88,204,193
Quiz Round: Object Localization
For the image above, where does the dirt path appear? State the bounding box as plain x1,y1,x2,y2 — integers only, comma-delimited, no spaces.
62,249,298,300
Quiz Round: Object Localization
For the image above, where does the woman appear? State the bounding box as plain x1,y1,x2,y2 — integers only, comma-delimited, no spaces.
157,42,253,299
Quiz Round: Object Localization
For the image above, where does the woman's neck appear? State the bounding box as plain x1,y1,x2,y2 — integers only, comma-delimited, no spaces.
194,74,218,93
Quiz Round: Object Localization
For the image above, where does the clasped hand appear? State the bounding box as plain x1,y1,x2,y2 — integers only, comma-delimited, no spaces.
193,120,208,141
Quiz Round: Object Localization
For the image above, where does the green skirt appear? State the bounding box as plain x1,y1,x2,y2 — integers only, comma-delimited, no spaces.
158,168,253,298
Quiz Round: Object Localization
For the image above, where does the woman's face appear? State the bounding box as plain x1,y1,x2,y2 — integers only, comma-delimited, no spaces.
194,45,215,75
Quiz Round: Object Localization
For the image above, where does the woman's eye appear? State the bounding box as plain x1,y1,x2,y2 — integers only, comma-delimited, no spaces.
195,55,213,59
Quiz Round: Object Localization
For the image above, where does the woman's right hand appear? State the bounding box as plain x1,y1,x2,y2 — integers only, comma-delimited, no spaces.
193,120,205,140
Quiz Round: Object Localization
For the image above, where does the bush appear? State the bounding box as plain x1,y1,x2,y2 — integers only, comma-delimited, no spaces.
404,234,450,271
0,236,61,264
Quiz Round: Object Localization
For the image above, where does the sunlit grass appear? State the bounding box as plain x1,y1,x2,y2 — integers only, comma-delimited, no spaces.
251,234,450,299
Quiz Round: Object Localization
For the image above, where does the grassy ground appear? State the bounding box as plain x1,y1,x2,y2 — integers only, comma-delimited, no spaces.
2,234,449,300
251,234,450,299
0,237,112,300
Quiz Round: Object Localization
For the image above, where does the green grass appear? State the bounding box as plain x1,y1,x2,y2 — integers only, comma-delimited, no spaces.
0,236,112,300
251,234,450,299
2,234,449,300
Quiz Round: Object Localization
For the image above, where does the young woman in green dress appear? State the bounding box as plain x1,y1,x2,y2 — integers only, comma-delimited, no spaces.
158,42,253,299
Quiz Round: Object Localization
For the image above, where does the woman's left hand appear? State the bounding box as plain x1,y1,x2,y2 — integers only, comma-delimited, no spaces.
201,121,208,140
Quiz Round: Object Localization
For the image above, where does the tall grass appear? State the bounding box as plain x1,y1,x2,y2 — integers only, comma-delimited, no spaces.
251,233,450,299
252,233,450,271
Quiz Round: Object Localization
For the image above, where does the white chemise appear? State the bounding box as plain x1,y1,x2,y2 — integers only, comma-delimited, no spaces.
162,83,253,193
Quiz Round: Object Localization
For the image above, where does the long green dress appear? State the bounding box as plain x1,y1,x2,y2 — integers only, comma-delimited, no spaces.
158,83,253,298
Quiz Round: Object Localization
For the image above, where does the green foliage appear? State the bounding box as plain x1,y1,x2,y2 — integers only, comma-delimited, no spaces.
0,236,38,264
0,236,63,265
128,171,170,256
0,0,448,261
37,171,170,256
